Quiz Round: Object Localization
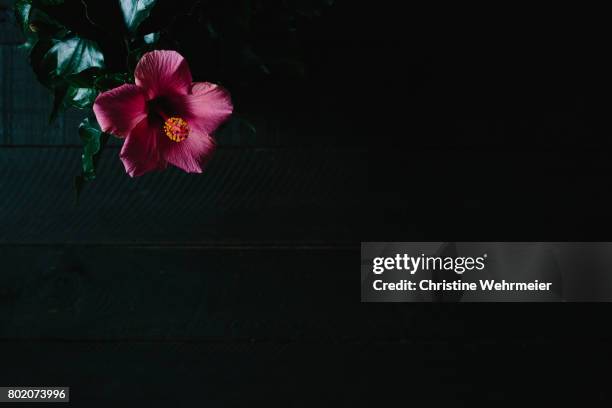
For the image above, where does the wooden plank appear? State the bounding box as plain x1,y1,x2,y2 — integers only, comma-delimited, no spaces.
0,247,388,339
0,338,602,406
366,148,612,241
4,148,612,243
0,147,363,243
2,246,612,340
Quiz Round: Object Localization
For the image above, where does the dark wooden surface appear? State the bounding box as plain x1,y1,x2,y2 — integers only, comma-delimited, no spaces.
2,3,612,406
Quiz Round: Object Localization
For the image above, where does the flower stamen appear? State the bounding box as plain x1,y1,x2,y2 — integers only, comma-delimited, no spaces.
163,117,190,142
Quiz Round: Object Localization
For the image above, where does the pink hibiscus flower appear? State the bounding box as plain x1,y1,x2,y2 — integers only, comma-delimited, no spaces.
93,50,233,177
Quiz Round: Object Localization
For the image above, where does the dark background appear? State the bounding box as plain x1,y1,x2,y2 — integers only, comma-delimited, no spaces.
1,1,611,406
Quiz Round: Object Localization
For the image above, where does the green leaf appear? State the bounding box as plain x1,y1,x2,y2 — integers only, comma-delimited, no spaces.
28,6,67,38
65,66,105,88
68,87,98,109
14,0,37,50
49,60,101,123
74,118,110,198
14,0,67,50
49,85,98,123
30,34,105,88
120,0,157,33
94,72,130,91
17,2,104,119
49,85,68,122
79,116,109,181
143,32,160,45
14,0,33,33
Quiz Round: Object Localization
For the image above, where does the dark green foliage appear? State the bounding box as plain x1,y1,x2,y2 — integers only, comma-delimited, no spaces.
74,116,110,199
12,0,334,191
13,0,160,192
30,35,104,89
119,0,156,32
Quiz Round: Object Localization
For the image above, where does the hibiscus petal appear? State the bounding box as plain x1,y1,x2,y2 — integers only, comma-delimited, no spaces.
159,129,216,174
170,82,233,135
119,118,166,177
135,50,193,99
93,84,147,137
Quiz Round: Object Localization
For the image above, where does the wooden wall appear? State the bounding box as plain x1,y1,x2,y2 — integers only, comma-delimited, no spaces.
1,4,611,406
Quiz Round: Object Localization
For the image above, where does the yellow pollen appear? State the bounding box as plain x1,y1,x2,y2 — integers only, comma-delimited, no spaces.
163,117,190,142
